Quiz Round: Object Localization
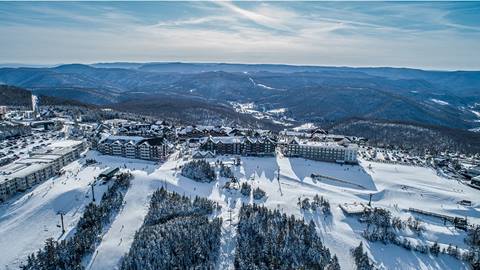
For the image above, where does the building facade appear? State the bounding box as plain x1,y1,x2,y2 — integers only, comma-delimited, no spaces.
284,138,358,164
97,135,171,161
200,136,276,156
0,140,85,201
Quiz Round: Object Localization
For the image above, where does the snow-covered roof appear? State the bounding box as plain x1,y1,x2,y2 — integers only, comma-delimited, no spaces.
100,135,145,144
289,138,358,150
48,140,83,149
339,202,370,215
0,162,51,184
204,136,245,144
192,150,215,158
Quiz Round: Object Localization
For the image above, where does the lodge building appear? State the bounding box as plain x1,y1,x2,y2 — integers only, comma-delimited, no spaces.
0,140,85,201
284,138,358,164
97,135,171,161
200,136,276,156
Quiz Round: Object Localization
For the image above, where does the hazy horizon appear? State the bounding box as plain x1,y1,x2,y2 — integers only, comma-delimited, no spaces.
0,60,479,72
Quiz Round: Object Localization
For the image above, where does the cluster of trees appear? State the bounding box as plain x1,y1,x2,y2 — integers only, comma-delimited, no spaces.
465,225,480,269
252,187,266,200
21,172,132,270
361,208,396,243
298,195,331,215
219,163,234,178
466,225,480,247
329,118,480,155
391,216,425,235
234,204,340,270
240,182,252,196
181,159,216,182
360,208,480,267
120,187,222,270
351,242,374,270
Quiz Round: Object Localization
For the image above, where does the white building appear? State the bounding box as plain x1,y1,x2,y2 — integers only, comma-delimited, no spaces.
97,135,171,161
284,138,358,164
0,140,85,201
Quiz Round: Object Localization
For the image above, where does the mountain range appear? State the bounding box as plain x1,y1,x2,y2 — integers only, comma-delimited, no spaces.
0,62,479,130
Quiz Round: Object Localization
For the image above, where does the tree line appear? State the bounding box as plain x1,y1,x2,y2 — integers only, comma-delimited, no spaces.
120,187,222,270
21,172,132,270
234,204,340,270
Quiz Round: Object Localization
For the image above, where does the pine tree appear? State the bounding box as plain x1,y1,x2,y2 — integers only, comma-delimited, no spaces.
352,242,373,270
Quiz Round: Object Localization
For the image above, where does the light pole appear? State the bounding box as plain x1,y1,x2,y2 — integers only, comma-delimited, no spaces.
57,212,65,234
91,182,96,202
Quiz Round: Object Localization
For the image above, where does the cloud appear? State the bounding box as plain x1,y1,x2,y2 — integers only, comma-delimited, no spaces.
0,1,478,70
214,1,293,32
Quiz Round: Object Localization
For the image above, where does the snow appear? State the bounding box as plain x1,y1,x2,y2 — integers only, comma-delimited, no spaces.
471,110,480,118
267,108,287,114
0,160,110,269
230,102,295,126
430,99,450,106
1,149,478,269
256,83,274,90
293,122,317,131
248,77,283,90
49,139,83,148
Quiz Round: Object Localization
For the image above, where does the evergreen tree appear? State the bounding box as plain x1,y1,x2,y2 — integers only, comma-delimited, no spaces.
252,187,266,200
235,204,338,270
351,242,373,270
120,188,222,270
21,172,132,270
181,159,216,182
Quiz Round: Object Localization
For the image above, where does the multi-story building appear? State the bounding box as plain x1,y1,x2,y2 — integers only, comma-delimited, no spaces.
0,140,85,201
283,138,358,164
0,121,31,140
97,135,171,161
200,136,276,156
177,125,230,140
0,106,7,120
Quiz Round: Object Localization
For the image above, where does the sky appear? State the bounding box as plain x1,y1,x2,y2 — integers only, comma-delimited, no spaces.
0,1,479,70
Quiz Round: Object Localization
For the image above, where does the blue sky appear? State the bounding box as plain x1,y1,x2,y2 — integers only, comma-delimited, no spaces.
0,1,479,70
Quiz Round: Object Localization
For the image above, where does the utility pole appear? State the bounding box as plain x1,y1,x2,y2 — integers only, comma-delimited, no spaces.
91,183,96,202
59,212,65,234
277,167,283,196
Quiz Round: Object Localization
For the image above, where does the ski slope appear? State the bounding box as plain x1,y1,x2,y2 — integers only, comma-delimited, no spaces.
0,159,109,269
1,150,478,269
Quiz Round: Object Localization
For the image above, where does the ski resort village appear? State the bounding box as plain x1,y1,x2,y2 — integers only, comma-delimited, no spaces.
0,102,480,270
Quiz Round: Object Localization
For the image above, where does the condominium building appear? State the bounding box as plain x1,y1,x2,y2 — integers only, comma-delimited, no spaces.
200,136,276,156
97,135,171,161
0,140,85,201
284,138,358,164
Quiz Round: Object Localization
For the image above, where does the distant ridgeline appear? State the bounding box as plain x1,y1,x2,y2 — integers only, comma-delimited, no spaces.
1,63,480,130
328,118,480,155
0,84,90,107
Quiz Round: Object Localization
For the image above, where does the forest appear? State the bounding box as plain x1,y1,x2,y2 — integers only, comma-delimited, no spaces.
234,204,340,270
181,159,216,182
120,187,222,270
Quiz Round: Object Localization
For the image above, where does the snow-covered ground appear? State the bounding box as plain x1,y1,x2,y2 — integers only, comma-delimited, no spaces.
230,102,295,126
430,99,450,106
0,159,108,269
92,153,478,269
1,150,478,269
